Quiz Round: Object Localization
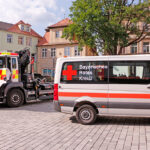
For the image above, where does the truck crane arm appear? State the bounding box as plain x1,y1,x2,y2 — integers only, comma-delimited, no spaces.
17,48,30,76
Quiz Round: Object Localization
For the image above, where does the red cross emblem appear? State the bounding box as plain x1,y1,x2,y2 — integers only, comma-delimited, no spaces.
63,65,77,80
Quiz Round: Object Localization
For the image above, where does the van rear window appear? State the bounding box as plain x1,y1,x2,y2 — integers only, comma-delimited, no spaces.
61,61,108,84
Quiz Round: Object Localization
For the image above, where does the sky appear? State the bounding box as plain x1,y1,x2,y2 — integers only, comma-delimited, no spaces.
0,0,75,36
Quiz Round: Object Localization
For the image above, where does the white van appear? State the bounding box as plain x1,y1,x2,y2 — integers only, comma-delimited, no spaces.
54,55,150,124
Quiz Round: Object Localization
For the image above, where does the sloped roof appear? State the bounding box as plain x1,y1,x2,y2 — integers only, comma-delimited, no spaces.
37,32,49,46
8,20,41,38
0,21,13,30
0,20,41,38
48,18,72,29
17,20,31,26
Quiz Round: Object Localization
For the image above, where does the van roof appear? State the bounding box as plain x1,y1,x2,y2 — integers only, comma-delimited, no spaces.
58,55,150,62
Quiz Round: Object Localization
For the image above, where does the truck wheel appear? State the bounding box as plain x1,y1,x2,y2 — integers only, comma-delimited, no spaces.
7,89,24,107
76,104,97,125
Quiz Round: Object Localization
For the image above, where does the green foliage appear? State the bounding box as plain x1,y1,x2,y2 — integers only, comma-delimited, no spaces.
62,0,150,55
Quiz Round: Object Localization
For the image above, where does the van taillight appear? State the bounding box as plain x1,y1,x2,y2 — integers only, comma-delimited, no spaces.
54,84,58,101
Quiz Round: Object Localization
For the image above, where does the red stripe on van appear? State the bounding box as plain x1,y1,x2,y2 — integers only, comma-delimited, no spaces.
59,92,150,99
109,93,150,99
59,92,108,98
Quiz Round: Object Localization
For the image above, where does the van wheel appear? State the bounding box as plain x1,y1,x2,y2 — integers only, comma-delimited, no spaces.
7,89,24,107
76,105,97,125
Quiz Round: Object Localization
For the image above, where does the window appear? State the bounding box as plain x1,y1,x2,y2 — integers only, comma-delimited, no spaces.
12,58,17,69
21,25,24,31
130,23,137,29
143,42,150,53
26,37,32,46
61,61,108,84
74,46,80,56
0,58,6,68
64,47,70,56
43,69,48,76
143,22,149,31
130,43,137,54
56,31,60,38
109,61,150,84
26,26,30,32
7,50,13,52
42,48,47,58
7,34,13,43
42,69,54,77
18,36,24,45
51,48,56,57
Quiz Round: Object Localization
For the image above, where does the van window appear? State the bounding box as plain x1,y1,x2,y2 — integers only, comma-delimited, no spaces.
61,61,108,84
109,61,150,84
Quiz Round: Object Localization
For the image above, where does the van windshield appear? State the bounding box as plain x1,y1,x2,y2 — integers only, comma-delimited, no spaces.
0,57,6,68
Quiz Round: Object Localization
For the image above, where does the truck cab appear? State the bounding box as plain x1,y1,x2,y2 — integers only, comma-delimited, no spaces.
0,52,19,85
0,51,53,107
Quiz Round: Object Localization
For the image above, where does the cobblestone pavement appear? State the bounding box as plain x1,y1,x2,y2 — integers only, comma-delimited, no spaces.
0,101,150,150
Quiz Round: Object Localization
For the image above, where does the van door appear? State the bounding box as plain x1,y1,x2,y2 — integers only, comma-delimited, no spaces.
108,61,150,116
11,57,19,82
58,60,109,114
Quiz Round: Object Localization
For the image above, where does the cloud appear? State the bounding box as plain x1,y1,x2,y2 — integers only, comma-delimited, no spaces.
0,0,60,35
60,8,65,14
0,0,74,35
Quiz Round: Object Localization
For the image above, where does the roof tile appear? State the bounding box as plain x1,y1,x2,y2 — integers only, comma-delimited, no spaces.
7,20,41,38
48,18,72,28
0,20,41,38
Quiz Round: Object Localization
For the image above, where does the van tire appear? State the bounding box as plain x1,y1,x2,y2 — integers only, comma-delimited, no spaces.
7,89,24,107
76,104,97,125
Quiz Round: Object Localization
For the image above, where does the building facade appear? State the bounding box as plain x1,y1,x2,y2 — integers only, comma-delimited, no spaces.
122,38,150,55
37,18,97,78
120,22,150,55
0,20,42,72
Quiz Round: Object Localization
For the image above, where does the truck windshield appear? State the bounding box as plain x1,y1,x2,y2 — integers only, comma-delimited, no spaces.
0,57,6,68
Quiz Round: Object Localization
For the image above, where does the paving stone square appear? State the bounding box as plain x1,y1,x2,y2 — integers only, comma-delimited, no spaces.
0,101,150,150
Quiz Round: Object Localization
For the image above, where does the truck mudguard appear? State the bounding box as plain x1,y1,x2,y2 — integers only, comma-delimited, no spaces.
4,82,26,98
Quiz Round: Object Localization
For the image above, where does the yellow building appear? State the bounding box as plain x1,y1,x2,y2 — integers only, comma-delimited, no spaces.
37,18,97,77
0,20,42,72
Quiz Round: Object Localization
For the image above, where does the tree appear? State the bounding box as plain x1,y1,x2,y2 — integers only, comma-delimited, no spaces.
62,0,150,55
